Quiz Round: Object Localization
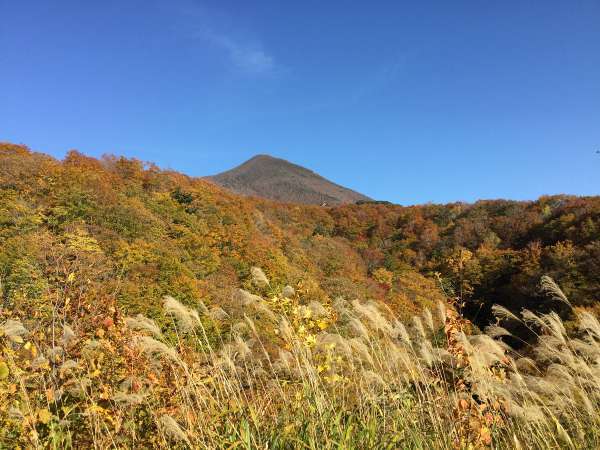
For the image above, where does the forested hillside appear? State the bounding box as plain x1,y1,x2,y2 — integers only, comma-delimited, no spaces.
0,143,443,324
2,143,597,327
1,142,599,448
329,195,600,336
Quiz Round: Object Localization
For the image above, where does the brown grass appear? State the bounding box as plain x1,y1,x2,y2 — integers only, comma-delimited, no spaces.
1,275,599,449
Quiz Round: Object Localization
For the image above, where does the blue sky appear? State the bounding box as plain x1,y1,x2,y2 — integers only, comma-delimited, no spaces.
1,0,599,204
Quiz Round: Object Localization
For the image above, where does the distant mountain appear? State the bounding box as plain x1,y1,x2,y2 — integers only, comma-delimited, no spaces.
207,154,372,205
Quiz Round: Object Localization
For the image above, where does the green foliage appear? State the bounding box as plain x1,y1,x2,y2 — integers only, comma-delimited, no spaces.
0,254,48,309
170,187,193,205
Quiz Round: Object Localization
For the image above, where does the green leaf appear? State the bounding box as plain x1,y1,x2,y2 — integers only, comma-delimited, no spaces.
0,361,9,380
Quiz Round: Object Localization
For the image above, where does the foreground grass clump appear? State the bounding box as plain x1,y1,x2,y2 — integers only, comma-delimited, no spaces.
1,272,599,449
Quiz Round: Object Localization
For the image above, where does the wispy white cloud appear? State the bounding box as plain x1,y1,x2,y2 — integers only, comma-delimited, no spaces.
162,0,278,76
202,30,275,75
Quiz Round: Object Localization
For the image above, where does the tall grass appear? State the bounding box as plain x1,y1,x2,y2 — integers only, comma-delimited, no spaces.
1,275,599,448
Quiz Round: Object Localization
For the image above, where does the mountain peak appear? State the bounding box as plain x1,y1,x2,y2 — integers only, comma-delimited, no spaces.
247,154,276,161
208,155,371,205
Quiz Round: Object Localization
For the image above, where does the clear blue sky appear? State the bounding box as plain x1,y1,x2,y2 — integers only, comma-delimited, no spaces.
1,0,599,204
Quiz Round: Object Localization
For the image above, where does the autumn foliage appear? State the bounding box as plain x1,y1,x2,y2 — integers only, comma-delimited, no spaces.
1,143,599,448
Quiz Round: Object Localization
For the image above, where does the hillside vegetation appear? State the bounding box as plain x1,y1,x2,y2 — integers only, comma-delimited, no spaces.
1,143,599,448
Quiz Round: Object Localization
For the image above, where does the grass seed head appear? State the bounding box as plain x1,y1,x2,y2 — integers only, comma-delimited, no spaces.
162,295,201,333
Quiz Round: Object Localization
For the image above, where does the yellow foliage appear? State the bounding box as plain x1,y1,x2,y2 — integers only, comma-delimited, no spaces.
372,267,394,288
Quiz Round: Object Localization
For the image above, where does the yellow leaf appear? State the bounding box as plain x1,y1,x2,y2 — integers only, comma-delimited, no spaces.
0,361,9,380
38,408,52,424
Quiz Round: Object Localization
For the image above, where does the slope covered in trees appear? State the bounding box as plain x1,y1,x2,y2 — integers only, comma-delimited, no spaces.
329,196,600,336
0,144,440,325
1,143,598,331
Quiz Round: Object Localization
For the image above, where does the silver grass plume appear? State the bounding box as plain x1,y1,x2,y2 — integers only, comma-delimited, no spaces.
244,315,258,335
215,349,237,373
281,285,295,298
491,304,520,322
437,301,447,324
349,338,375,366
135,336,183,366
573,386,596,417
577,311,600,339
31,355,49,370
251,366,269,379
468,334,507,366
392,320,412,346
125,314,163,338
545,363,574,385
236,289,262,307
508,404,547,423
61,324,77,348
162,296,201,333
351,300,393,335
555,418,574,447
521,309,545,328
412,315,427,340
423,308,435,332
420,341,434,367
46,346,64,362
112,392,146,407
277,317,294,342
431,347,454,366
539,275,572,307
231,321,249,336
515,357,538,374
315,333,352,358
197,299,209,315
208,306,229,321
250,266,270,287
253,300,277,321
233,335,252,360
361,369,386,390
543,312,567,343
569,339,600,359
348,317,369,339
485,325,512,339
272,348,295,375
0,319,28,343
332,297,352,321
60,359,79,373
157,414,191,446
308,301,328,318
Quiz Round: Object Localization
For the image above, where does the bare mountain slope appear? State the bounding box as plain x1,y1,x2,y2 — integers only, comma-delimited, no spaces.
207,154,371,205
